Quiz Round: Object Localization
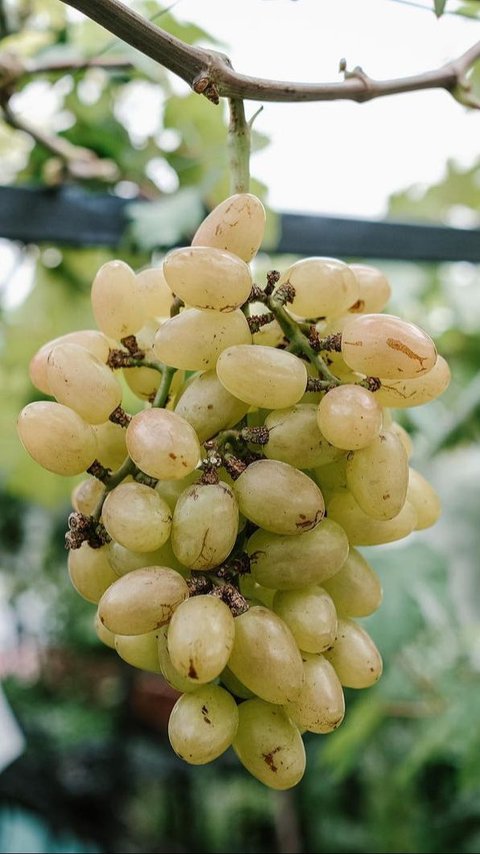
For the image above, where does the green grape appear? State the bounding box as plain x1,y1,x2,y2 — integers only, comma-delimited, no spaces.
17,401,97,476
91,260,147,339
272,586,337,653
171,481,239,570
102,482,172,552
387,421,413,457
71,477,104,516
157,625,199,693
174,370,249,443
373,355,451,408
247,518,349,590
322,548,383,617
234,459,324,535
155,470,201,511
264,404,344,469
114,629,162,673
277,257,359,318
167,595,236,683
407,467,441,530
154,308,252,371
94,610,116,649
108,540,186,577
346,430,409,520
323,618,383,688
317,384,383,450
227,605,304,704
313,457,348,499
216,344,307,409
68,543,117,604
163,246,252,312
239,575,276,609
126,408,200,480
327,490,417,546
29,329,111,395
284,653,345,733
347,263,391,313
191,193,266,262
98,566,188,635
232,699,306,790
341,313,437,379
91,420,128,471
168,684,239,765
220,666,255,699
46,342,122,425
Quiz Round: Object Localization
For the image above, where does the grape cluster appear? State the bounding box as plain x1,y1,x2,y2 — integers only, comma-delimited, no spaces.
17,193,449,790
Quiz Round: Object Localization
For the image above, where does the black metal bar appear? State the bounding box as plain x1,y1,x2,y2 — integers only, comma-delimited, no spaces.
1,185,480,262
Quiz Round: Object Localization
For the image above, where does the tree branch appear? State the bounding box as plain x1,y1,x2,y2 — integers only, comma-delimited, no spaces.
60,0,480,108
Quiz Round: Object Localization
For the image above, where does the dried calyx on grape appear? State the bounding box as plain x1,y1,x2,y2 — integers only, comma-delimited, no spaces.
17,191,449,790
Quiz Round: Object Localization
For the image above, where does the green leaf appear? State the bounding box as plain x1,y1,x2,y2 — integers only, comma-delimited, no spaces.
434,0,448,15
126,187,205,250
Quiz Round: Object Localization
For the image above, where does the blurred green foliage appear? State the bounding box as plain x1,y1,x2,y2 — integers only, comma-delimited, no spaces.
1,1,480,853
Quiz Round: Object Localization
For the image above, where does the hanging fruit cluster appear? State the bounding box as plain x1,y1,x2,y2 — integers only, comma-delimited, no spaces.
17,193,449,789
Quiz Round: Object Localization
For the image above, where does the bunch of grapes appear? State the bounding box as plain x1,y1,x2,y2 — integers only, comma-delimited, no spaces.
17,193,450,789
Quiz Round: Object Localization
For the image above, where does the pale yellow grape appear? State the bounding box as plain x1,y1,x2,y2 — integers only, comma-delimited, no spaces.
167,595,235,683
247,519,349,590
157,625,199,692
92,421,128,471
102,482,172,552
136,266,174,318
346,430,409,520
317,385,383,450
220,666,255,699
273,587,337,653
234,459,324,535
373,355,451,408
163,246,252,312
108,540,185,577
264,405,344,469
29,329,111,395
216,345,307,409
126,408,200,480
314,458,348,499
17,401,97,476
233,699,306,790
154,307,251,371
91,260,147,339
323,618,382,688
46,343,122,425
322,548,383,618
285,653,345,734
174,370,249,443
388,421,413,458
155,470,201,511
98,567,188,635
347,264,391,313
239,575,276,609
114,630,162,673
407,468,441,530
68,544,117,604
341,313,437,379
168,684,239,765
327,490,417,546
71,477,104,516
277,257,359,318
171,481,239,570
95,610,116,649
191,193,266,262
227,605,304,704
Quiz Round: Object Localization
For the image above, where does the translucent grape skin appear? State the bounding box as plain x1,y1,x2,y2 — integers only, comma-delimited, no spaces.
171,481,239,570
322,548,383,618
154,308,252,371
68,543,117,604
277,257,359,318
102,482,172,552
373,354,451,408
163,246,252,312
167,595,235,683
284,653,345,734
264,404,344,469
191,192,266,262
29,329,111,396
126,408,201,480
114,630,162,673
91,260,147,339
46,342,122,425
323,618,383,689
17,401,97,476
232,699,306,790
168,684,239,765
327,490,417,546
273,586,338,654
341,313,437,379
98,567,188,635
174,370,249,443
317,385,383,451
216,344,308,409
157,625,199,693
347,263,391,313
345,429,409,521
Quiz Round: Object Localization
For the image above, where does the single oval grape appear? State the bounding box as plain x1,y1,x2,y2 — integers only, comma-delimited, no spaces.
91,260,147,339
191,193,266,262
102,482,172,552
126,408,200,480
174,370,249,443
407,467,441,530
168,684,239,765
273,587,337,654
154,308,252,371
347,264,391,313
114,629,162,673
98,566,188,635
68,543,117,604
29,329,111,395
323,618,383,689
71,477,104,516
17,401,97,476
277,257,359,318
47,342,122,425
136,265,174,318
317,384,383,450
216,344,307,409
346,430,409,520
171,481,239,570
167,595,235,683
373,355,451,408
163,246,252,312
285,653,345,734
341,313,437,379
264,404,344,469
92,420,128,471
233,699,306,790
322,548,383,617
157,625,199,693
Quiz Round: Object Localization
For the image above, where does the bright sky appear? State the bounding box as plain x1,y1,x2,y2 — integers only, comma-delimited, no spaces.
170,0,480,218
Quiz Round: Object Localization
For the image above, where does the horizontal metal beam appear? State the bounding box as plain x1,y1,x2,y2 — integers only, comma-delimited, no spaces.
1,185,479,262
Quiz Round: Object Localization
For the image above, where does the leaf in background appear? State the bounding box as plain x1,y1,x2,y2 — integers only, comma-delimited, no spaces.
0,29,54,57
434,0,448,15
126,186,204,250
457,1,480,18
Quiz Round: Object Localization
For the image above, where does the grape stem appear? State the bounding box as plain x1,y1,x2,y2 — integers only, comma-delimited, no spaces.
152,364,177,408
228,97,250,194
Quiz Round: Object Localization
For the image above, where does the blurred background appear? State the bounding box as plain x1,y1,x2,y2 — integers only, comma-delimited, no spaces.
1,1,480,852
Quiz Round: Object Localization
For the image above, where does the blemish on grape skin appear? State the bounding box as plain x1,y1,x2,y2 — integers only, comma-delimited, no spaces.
188,660,198,679
201,704,212,724
262,745,281,773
